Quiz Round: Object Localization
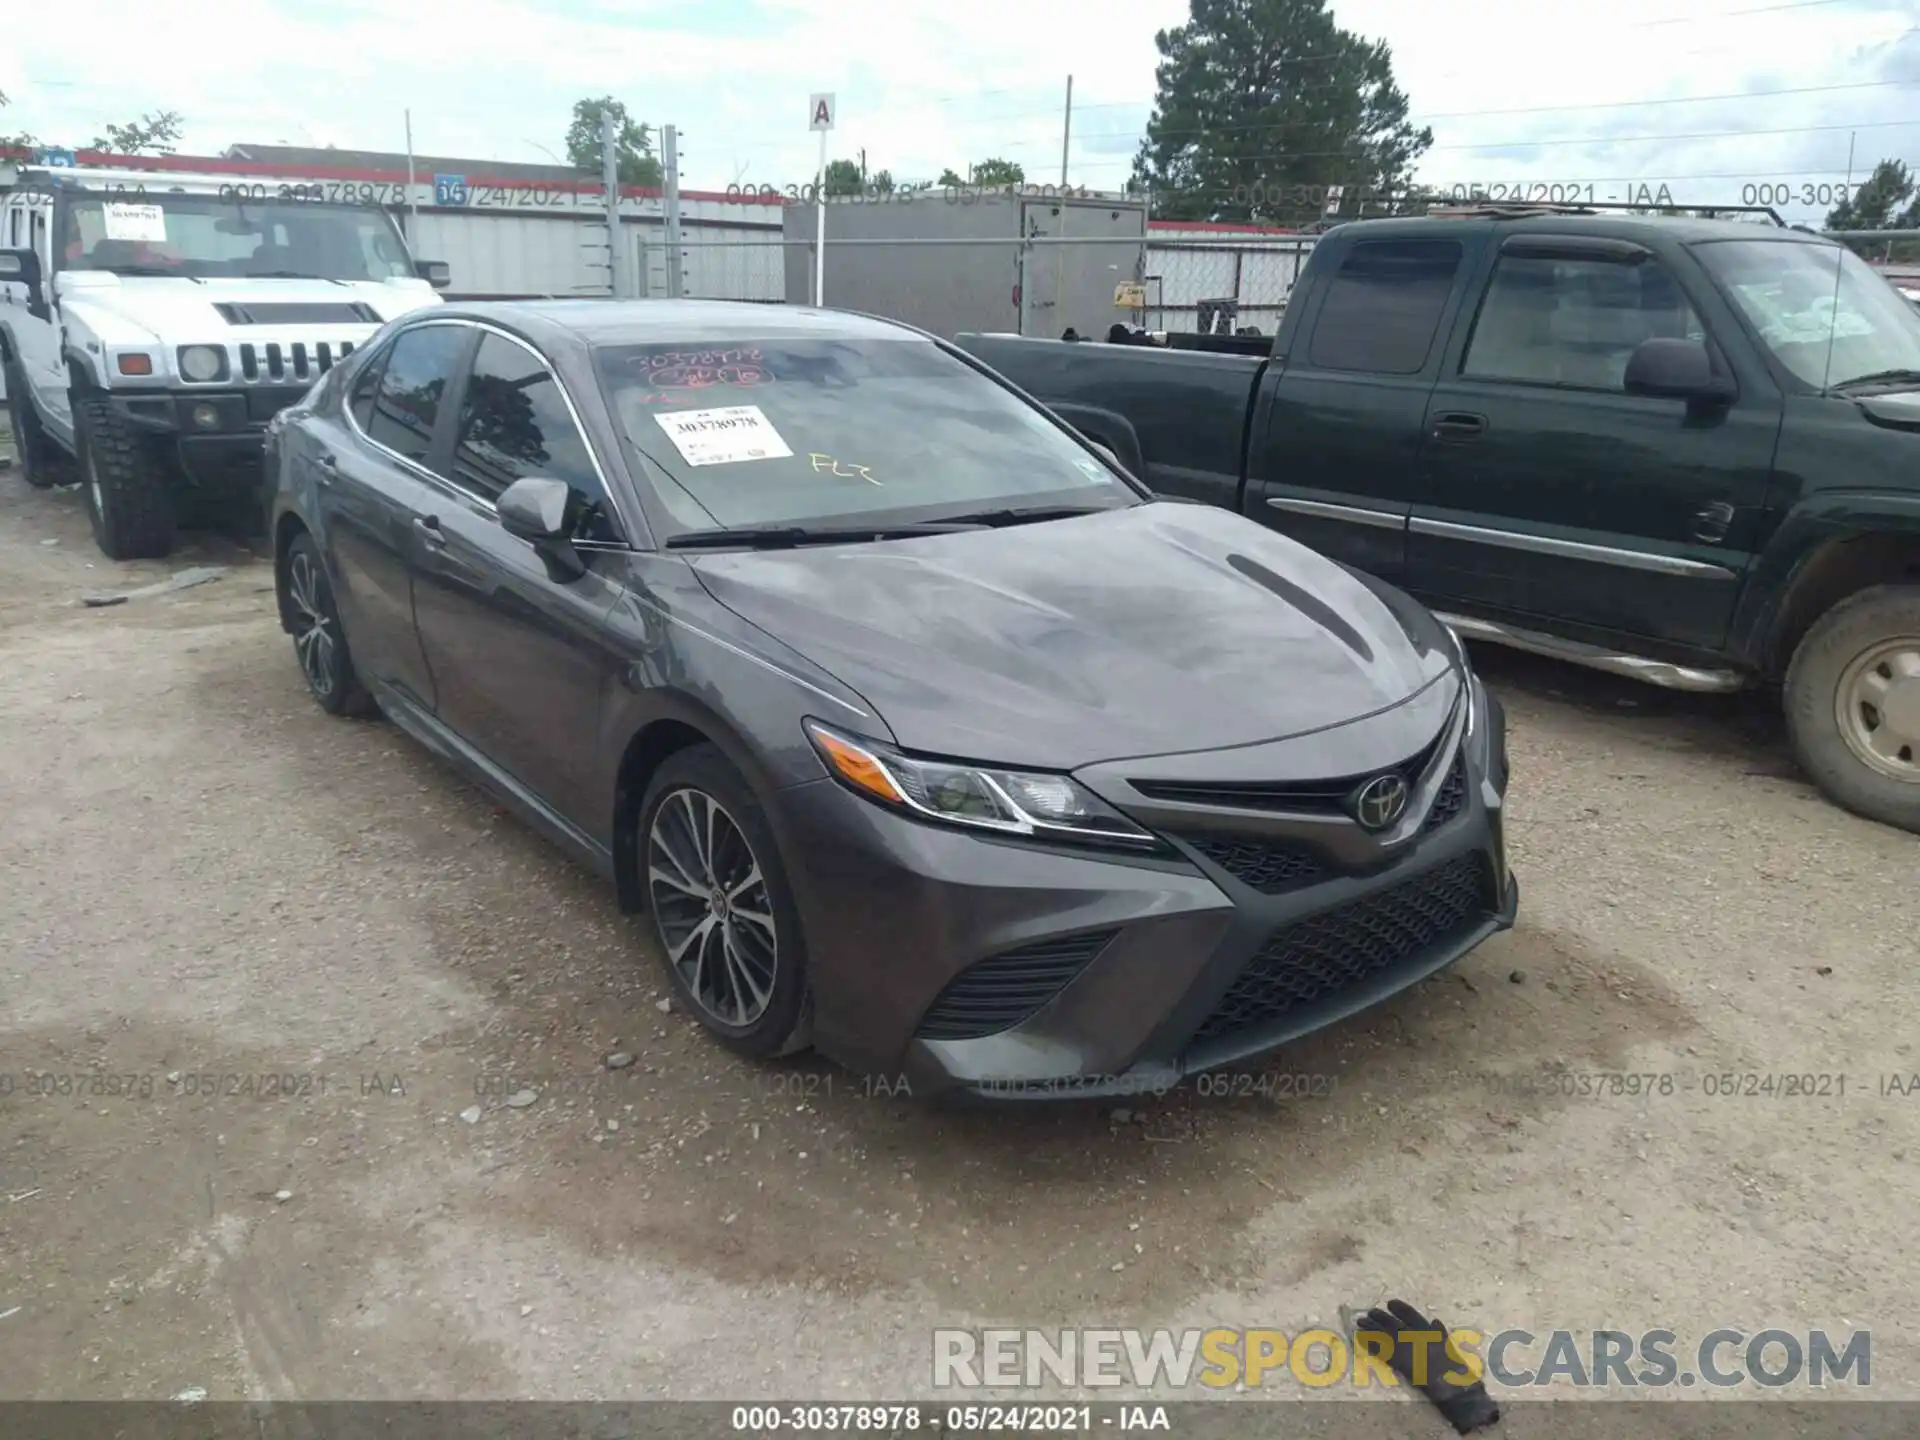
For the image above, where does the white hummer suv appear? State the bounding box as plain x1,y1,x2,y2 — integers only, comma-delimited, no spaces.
1,165,449,559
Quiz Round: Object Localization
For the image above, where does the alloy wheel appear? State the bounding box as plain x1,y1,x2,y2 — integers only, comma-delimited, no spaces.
1834,637,1920,783
646,787,779,1027
287,549,339,698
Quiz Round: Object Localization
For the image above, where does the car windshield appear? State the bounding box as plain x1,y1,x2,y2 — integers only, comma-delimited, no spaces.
55,192,414,282
592,336,1137,531
1694,238,1920,390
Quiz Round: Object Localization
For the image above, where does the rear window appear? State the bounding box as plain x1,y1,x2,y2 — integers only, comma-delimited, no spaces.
592,337,1134,530
1306,240,1463,375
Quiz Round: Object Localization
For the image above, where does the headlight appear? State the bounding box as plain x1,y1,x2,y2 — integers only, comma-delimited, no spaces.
177,345,227,383
804,720,1159,848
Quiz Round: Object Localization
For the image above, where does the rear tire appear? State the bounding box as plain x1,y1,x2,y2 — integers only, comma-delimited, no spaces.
4,361,66,490
639,744,814,1059
1784,583,1920,834
282,531,377,718
75,394,176,560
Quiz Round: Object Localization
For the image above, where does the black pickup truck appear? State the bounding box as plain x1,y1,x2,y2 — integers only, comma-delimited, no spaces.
957,208,1920,834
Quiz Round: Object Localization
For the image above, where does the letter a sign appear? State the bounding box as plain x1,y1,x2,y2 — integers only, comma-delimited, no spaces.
809,93,836,132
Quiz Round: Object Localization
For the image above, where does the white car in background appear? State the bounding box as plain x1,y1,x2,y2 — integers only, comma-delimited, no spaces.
1,166,448,559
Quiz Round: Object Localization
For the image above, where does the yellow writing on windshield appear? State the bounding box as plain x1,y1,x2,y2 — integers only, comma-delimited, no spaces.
808,453,880,485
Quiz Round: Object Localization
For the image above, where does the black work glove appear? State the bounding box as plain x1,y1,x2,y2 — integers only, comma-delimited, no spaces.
1356,1299,1501,1435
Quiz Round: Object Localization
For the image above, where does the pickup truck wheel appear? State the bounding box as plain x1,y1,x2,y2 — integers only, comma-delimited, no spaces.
1785,584,1920,833
4,361,64,490
75,396,175,560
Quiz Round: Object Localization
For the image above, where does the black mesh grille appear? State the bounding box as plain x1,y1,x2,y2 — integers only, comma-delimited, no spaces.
1181,834,1327,894
1131,728,1449,815
916,930,1118,1041
1190,853,1492,1047
1423,754,1469,833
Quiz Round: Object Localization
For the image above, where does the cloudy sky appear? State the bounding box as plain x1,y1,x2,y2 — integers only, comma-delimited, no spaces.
4,0,1917,224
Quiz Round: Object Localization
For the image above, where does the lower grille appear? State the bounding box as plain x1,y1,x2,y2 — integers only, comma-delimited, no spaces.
1190,852,1492,1047
915,930,1118,1041
1182,834,1326,894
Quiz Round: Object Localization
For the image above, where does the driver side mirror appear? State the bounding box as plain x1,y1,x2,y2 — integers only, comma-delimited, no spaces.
499,476,586,582
414,259,451,289
0,248,49,321
1623,337,1735,405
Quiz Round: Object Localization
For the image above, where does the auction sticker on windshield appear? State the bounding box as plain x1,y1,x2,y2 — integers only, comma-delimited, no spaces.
101,202,167,242
654,405,794,467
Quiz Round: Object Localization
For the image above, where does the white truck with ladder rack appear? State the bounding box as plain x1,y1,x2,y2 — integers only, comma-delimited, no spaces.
0,164,449,558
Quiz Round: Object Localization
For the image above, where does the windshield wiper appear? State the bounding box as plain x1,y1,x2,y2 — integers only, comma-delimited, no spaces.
931,503,1117,527
665,521,984,550
249,270,328,280
1828,368,1920,393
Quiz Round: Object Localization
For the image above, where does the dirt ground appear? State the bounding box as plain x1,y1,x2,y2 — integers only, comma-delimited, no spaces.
1,426,1915,1427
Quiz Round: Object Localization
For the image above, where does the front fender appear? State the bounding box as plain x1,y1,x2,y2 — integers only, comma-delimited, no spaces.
1729,490,1920,669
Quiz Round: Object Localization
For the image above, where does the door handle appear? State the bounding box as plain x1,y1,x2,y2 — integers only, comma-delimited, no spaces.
1431,412,1487,440
1692,501,1736,543
413,514,447,547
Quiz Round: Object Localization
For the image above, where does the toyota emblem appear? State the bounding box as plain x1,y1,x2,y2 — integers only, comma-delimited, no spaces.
1352,773,1410,831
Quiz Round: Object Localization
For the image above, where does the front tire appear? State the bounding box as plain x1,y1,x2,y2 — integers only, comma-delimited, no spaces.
1784,583,1920,834
4,361,65,490
639,744,813,1059
282,532,376,717
75,395,175,560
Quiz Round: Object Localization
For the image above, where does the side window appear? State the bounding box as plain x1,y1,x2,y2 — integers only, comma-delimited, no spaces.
29,207,50,269
348,343,389,431
1462,254,1705,392
1306,240,1463,375
451,333,619,542
366,324,467,464
3,203,19,248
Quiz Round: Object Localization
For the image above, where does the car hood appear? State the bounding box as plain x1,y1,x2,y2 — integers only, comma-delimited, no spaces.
688,502,1458,770
56,276,441,348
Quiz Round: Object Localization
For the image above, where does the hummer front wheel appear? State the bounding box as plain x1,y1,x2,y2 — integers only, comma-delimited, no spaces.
74,395,176,560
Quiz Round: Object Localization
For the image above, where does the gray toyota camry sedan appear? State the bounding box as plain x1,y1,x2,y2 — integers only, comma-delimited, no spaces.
263,299,1517,1099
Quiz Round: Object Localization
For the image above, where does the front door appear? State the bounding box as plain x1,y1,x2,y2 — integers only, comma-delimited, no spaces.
2,195,69,440
1407,239,1781,652
408,328,628,835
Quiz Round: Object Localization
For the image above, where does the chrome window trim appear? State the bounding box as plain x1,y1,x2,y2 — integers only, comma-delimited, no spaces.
341,316,644,547
1265,495,1406,531
1410,515,1736,578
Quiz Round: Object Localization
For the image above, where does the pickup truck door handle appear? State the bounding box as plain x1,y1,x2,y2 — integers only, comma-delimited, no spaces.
1692,501,1736,543
412,514,447,548
1431,412,1487,440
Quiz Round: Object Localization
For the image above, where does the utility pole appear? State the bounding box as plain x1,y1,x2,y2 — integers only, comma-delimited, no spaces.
859,148,867,186
1060,76,1073,188
663,123,684,300
403,109,418,239
600,108,622,297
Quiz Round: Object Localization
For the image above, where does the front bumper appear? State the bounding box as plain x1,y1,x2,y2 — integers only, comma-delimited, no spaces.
776,676,1517,1100
104,387,308,494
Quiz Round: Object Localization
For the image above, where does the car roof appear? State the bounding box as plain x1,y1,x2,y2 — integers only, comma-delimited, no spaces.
1332,212,1840,248
428,299,920,351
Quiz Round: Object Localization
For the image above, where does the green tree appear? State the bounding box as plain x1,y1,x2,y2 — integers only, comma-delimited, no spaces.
564,96,663,187
92,111,183,155
1131,0,1431,226
2,89,37,150
822,158,865,196
937,158,1026,188
1824,159,1920,262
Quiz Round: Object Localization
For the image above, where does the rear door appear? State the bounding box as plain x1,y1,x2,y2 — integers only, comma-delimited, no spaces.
1406,236,1780,651
321,320,472,708
1245,235,1474,583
